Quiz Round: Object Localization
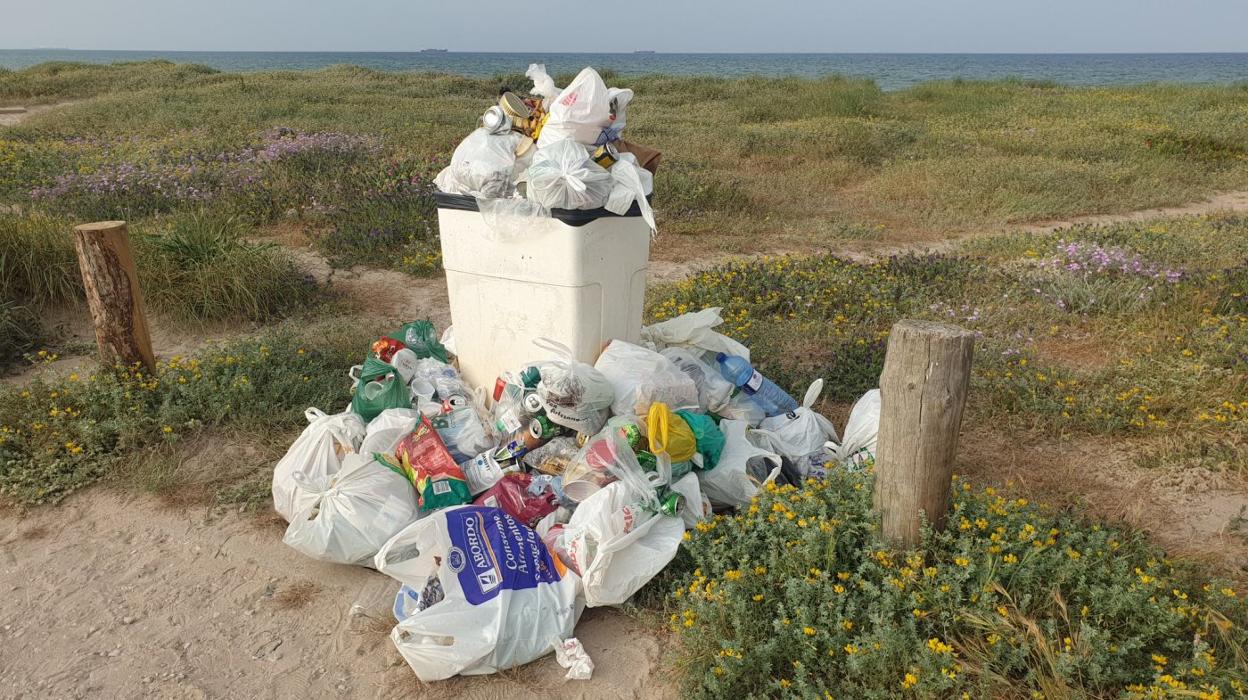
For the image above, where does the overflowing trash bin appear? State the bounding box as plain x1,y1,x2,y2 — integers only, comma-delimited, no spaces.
434,64,656,389
269,66,883,683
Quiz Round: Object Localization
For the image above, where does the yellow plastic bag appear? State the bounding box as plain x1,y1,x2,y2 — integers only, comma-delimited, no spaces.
647,402,697,463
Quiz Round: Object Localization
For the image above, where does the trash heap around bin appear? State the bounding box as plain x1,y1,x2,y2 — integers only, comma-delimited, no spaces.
270,66,883,682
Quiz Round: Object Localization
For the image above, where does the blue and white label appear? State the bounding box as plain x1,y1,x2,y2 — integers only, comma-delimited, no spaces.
445,506,564,606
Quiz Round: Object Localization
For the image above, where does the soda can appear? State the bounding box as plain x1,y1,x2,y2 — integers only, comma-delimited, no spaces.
575,432,591,448
530,415,562,440
523,392,545,414
658,491,684,517
617,423,644,452
636,450,658,472
520,366,542,388
481,105,512,134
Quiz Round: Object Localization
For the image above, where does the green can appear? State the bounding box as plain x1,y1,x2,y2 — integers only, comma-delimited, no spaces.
658,491,684,517
520,366,542,388
637,450,658,472
529,415,562,440
618,423,645,452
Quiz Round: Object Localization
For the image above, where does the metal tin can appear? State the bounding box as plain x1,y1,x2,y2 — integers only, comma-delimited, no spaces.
575,432,591,448
658,491,684,517
591,144,617,169
636,450,658,472
617,423,644,452
530,415,562,440
481,105,512,134
499,92,532,119
523,392,545,414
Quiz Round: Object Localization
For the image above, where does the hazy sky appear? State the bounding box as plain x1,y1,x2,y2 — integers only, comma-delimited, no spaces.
3,0,1247,53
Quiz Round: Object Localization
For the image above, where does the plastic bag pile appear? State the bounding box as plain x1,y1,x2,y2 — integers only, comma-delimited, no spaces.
434,64,659,233
271,311,880,681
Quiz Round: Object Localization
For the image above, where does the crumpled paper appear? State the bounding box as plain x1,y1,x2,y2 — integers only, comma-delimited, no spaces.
553,637,594,680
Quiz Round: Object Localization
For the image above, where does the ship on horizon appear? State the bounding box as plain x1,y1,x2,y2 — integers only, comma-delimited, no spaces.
419,48,448,54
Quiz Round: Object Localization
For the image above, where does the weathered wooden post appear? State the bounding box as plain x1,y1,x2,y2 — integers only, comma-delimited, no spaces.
71,221,156,372
873,319,975,547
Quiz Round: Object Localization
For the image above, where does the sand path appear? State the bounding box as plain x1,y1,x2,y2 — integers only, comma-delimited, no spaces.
0,490,675,699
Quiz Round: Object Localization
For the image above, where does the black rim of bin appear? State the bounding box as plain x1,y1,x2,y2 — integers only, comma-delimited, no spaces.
434,191,652,228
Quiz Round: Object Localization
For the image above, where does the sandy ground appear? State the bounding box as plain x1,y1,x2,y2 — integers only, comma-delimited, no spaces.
0,102,79,128
0,490,676,699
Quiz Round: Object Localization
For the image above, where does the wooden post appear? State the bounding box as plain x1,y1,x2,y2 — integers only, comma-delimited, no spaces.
873,319,974,547
71,221,156,372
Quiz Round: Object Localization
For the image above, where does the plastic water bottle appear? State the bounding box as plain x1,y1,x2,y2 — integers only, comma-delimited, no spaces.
715,353,799,416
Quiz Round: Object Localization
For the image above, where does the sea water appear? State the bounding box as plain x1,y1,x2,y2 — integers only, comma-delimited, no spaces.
2,50,1247,91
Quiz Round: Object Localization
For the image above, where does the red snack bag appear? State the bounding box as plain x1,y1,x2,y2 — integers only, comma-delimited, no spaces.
394,415,471,511
474,472,558,527
371,337,406,363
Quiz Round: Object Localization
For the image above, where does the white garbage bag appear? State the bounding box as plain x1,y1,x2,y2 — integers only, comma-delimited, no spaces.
698,419,781,508
829,389,881,469
756,379,840,463
668,471,709,529
282,454,419,565
359,407,421,456
526,63,561,107
375,505,583,680
640,307,752,363
716,390,767,426
439,325,456,358
594,339,699,418
557,480,684,607
605,153,656,233
660,347,734,414
598,87,634,144
272,408,366,522
536,67,612,148
434,128,527,198
526,139,613,210
531,338,616,434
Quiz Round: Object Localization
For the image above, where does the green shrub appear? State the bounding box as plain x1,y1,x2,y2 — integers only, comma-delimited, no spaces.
670,468,1248,698
0,211,81,306
135,210,319,322
0,321,369,504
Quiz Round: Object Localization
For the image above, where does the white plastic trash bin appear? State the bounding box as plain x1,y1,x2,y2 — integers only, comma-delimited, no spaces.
436,192,652,392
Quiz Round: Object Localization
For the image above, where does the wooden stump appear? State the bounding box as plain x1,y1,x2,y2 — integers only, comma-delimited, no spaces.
873,319,975,547
71,221,155,372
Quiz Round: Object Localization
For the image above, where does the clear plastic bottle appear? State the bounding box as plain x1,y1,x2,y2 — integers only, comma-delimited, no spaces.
715,353,799,416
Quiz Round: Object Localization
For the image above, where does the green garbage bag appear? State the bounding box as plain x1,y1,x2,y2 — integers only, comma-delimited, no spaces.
388,320,449,363
351,356,411,422
677,410,725,470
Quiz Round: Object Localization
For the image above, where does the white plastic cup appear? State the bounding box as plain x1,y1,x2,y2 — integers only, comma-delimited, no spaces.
410,378,436,404
390,349,420,384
